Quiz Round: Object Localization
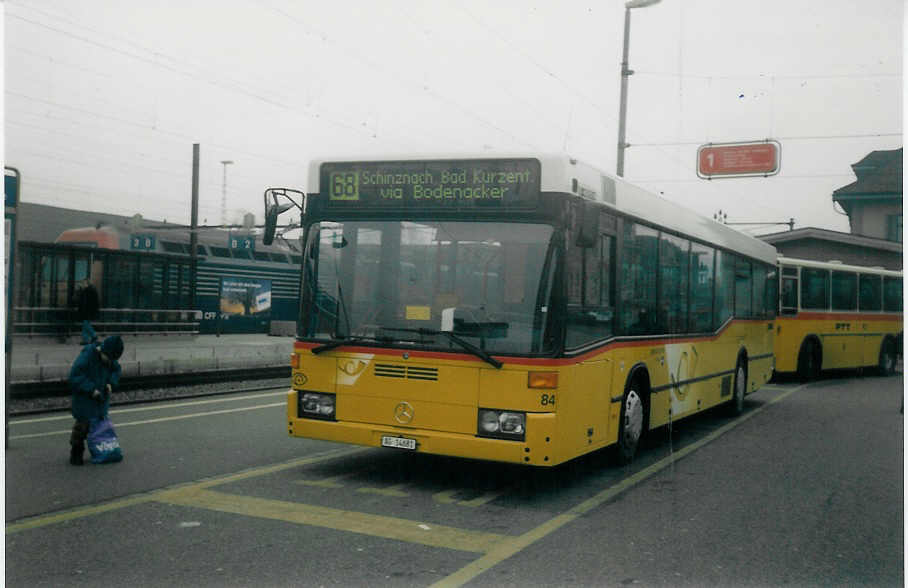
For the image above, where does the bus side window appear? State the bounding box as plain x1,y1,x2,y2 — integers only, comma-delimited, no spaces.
752,264,766,318
801,268,829,310
859,274,882,311
764,268,778,318
659,233,690,334
714,251,736,327
780,266,798,315
618,222,658,335
565,233,614,348
734,256,752,319
883,276,903,312
831,271,857,311
689,242,714,331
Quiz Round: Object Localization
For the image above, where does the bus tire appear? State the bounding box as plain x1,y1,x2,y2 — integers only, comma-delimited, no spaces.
878,337,897,377
615,373,647,465
797,339,821,382
728,358,747,416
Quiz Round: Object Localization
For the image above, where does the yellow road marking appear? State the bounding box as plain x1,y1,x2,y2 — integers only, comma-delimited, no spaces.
9,402,286,440
433,488,512,507
295,463,381,488
12,390,289,425
356,483,409,497
430,385,805,587
296,473,350,489
433,490,461,505
156,487,504,553
461,489,511,507
5,447,365,534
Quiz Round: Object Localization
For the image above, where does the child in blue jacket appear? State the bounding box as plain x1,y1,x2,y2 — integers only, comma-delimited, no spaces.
68,335,123,465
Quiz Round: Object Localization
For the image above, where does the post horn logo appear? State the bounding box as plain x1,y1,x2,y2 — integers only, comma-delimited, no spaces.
340,360,368,376
394,402,414,424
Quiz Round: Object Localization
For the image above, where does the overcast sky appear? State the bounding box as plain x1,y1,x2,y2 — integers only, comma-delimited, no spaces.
3,0,903,237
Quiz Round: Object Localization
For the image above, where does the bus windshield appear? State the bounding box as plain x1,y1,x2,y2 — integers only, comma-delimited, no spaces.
300,220,557,355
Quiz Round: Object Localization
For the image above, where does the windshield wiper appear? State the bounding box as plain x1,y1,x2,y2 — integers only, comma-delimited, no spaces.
311,335,393,354
380,327,503,369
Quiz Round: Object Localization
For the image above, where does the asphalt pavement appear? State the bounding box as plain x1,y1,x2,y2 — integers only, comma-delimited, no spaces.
5,372,903,587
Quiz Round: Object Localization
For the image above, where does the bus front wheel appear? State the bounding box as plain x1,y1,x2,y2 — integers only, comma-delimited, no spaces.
615,377,646,465
728,359,747,416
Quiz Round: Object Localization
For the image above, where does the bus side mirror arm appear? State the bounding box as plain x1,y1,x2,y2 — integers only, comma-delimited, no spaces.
263,188,305,245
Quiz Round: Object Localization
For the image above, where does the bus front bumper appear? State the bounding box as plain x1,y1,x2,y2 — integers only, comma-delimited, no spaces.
287,391,559,466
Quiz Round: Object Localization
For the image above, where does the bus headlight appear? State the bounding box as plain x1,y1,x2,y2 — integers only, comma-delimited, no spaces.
477,409,526,441
299,392,336,420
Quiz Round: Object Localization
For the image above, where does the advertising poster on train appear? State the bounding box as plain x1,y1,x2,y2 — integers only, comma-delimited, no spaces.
219,277,272,316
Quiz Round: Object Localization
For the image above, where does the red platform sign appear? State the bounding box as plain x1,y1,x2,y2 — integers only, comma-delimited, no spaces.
697,140,780,179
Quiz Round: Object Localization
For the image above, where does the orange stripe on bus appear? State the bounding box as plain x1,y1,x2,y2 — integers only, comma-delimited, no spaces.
291,319,776,367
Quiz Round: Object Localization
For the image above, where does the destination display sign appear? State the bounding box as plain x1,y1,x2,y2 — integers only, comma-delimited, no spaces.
320,159,541,208
697,140,781,179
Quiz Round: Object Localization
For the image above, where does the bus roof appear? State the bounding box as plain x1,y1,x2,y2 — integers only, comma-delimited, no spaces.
307,153,778,265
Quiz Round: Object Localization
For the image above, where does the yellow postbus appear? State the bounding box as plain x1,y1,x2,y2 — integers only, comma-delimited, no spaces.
267,155,778,466
774,256,902,380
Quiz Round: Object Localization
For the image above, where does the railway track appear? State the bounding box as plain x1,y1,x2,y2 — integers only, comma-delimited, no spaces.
8,366,291,416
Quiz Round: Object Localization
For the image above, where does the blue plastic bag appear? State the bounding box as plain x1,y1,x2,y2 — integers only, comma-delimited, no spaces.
87,417,123,464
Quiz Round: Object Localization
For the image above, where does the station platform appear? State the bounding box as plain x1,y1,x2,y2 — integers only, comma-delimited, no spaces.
8,333,295,385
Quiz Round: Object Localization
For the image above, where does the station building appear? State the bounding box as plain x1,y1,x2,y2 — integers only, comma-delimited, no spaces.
760,147,902,271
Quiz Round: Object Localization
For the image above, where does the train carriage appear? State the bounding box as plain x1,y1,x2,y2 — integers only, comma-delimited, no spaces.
53,224,302,335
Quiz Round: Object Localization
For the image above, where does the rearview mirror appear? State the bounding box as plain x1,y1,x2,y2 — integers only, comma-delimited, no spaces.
262,188,305,245
263,202,293,245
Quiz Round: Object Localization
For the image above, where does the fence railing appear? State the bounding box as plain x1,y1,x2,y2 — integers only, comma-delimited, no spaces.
12,307,201,338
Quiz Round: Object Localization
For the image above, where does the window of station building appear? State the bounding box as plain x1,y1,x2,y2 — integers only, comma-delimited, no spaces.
830,271,857,311
618,222,658,335
689,242,714,332
209,246,232,258
859,274,882,311
734,256,752,318
232,249,253,260
714,250,736,327
196,245,208,256
253,251,271,262
565,233,615,348
659,232,690,334
801,268,829,310
883,276,902,311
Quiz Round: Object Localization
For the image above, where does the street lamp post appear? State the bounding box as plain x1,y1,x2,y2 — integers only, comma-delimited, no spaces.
616,0,661,178
220,160,234,226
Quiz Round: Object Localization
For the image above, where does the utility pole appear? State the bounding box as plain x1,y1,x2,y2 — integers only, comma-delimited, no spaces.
220,160,234,226
191,145,200,311
616,0,661,177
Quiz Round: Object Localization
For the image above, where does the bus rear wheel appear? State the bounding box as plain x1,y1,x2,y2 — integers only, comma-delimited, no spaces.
878,338,897,376
615,378,646,465
797,340,820,382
